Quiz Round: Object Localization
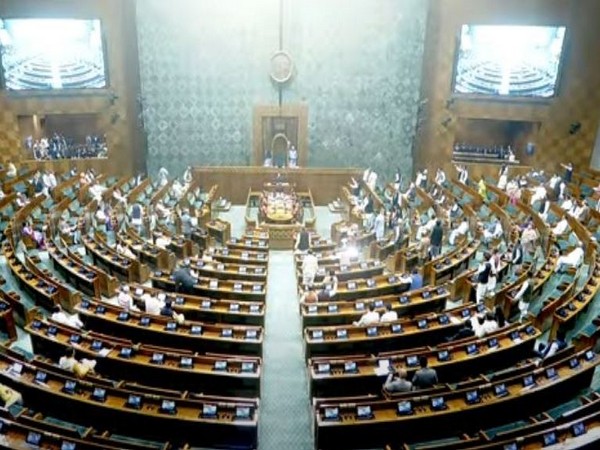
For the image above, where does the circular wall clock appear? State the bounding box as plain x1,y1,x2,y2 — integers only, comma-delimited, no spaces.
270,51,294,84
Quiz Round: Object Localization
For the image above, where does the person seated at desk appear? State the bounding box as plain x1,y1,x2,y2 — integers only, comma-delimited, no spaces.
551,218,569,236
353,303,379,326
142,292,164,315
449,219,469,246
22,220,45,249
173,259,198,294
59,348,96,378
384,367,413,393
555,244,584,273
51,305,84,329
319,270,338,301
560,195,575,213
572,199,590,223
536,330,567,360
300,288,319,304
471,313,498,338
411,356,438,389
112,188,127,207
116,241,135,259
117,285,136,311
482,219,503,243
154,232,171,250
380,303,398,323
160,299,185,324
446,319,474,342
57,219,78,245
409,269,423,290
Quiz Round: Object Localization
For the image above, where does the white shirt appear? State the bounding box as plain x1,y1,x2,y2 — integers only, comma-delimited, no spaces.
380,311,398,323
355,311,380,326
144,294,163,315
155,236,171,249
118,292,134,310
435,171,446,185
457,221,469,235
51,311,83,329
563,247,584,267
302,254,318,275
552,219,569,236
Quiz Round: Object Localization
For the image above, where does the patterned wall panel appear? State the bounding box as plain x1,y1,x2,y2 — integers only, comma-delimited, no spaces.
136,0,428,180
136,0,279,178
0,0,142,176
416,0,600,176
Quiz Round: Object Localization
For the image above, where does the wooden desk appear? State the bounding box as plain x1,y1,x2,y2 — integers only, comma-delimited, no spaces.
27,319,261,397
130,284,265,326
309,322,538,398
0,351,259,449
151,271,266,302
75,299,263,356
301,284,450,328
314,350,598,449
192,166,361,205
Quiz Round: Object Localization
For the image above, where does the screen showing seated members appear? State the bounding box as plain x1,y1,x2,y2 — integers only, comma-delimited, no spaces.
453,25,566,98
0,18,107,90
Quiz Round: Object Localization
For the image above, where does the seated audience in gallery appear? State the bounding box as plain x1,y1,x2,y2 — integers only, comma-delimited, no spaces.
27,132,108,160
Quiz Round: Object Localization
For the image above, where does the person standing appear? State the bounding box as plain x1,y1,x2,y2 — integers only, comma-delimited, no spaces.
294,227,310,254
301,250,318,289
429,220,443,258
511,241,524,276
512,271,534,322
374,209,386,241
475,253,491,303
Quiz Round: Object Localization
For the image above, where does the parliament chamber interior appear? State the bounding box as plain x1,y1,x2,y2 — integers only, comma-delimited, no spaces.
1,0,600,449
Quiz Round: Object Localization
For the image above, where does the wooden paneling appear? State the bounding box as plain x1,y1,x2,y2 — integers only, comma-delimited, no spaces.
0,0,144,176
416,0,600,174
193,166,362,205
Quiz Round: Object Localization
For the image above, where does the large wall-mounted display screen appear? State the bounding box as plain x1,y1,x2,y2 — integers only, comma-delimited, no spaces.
453,25,566,98
0,18,107,91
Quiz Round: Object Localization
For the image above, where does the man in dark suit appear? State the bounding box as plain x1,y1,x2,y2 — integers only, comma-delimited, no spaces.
173,259,197,294
429,219,443,258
